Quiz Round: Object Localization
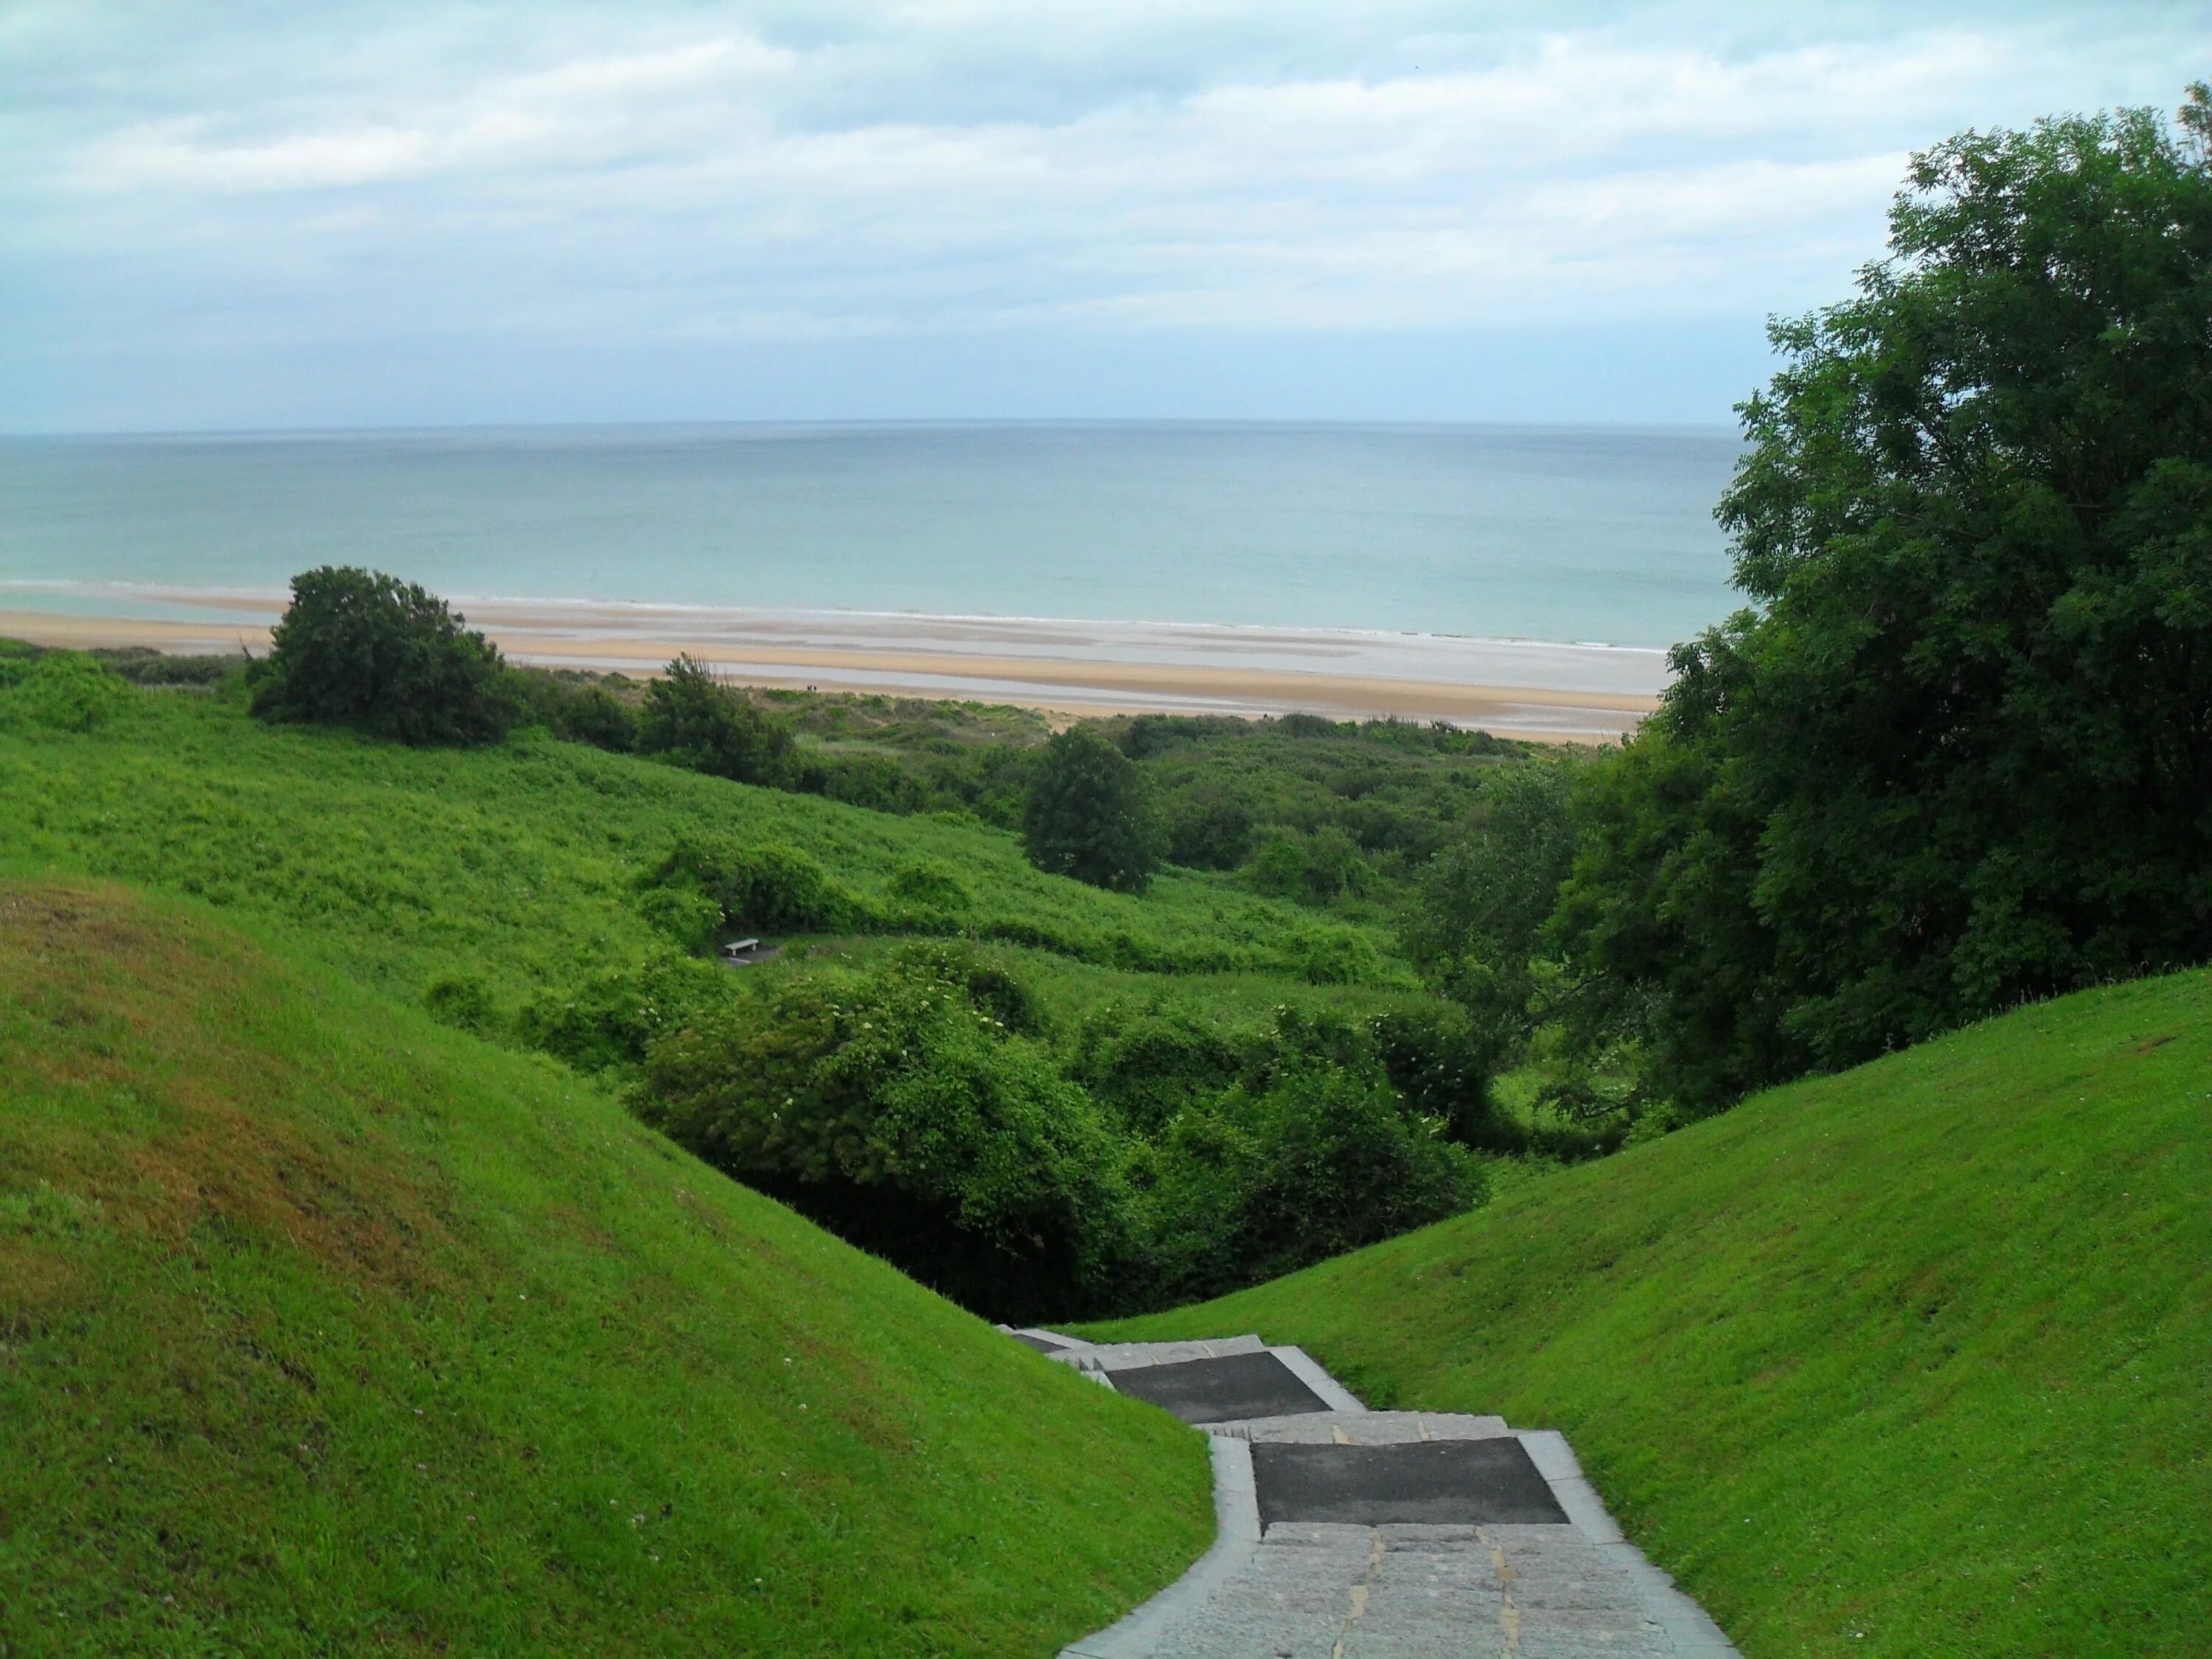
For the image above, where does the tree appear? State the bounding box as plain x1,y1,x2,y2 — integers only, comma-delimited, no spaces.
1551,90,2212,1112
247,566,515,745
1021,723,1166,891
635,655,793,785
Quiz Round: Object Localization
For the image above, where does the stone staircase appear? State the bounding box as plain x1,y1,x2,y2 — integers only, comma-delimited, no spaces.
1001,1329,1741,1659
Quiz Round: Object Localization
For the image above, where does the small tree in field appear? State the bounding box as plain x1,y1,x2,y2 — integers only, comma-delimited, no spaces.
636,655,793,785
1022,724,1165,892
248,566,515,745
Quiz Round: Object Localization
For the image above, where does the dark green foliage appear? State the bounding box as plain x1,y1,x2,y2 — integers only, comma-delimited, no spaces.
1552,94,2212,1111
1403,763,1577,1035
633,952,1489,1319
1370,1002,1517,1150
636,654,793,783
247,566,516,746
796,749,931,813
517,950,734,1073
644,836,868,934
1140,1057,1484,1308
1066,1004,1245,1133
1023,724,1166,892
420,971,495,1034
637,944,1133,1321
1162,785,1254,869
0,651,137,733
1251,824,1373,905
509,666,637,751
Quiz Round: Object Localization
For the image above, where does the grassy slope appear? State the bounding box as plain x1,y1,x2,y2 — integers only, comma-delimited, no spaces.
0,692,1401,1015
0,881,1212,1655
1088,970,2212,1657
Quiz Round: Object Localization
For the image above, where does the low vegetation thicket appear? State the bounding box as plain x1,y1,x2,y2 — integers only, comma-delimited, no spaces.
0,678,1489,1319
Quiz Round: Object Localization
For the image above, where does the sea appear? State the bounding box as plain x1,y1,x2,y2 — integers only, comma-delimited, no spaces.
0,422,1742,650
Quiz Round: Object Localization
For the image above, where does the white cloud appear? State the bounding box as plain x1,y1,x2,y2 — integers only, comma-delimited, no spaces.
2,1,2203,425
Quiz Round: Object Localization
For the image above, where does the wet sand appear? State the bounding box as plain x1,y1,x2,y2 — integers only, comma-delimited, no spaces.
0,591,1666,741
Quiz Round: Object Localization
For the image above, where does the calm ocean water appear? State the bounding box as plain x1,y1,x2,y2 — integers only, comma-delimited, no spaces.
0,422,1742,649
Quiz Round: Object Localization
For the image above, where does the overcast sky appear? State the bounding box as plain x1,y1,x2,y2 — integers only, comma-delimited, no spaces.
3,1,2202,433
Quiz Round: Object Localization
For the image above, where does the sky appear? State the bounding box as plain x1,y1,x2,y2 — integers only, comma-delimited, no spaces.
3,1,2202,434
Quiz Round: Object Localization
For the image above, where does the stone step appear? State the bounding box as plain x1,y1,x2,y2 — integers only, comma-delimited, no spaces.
1219,1408,1513,1444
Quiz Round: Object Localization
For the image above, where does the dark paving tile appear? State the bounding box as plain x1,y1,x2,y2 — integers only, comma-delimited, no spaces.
1253,1439,1570,1526
1011,1332,1069,1353
1107,1350,1329,1424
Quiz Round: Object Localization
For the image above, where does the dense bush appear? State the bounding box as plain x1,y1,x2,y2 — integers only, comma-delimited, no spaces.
644,835,870,935
510,667,638,751
1161,785,1254,869
1402,762,1576,1035
623,945,1493,1318
636,655,793,784
637,945,1133,1320
1023,724,1165,892
247,566,517,746
516,950,734,1073
0,652,138,733
1551,91,2212,1112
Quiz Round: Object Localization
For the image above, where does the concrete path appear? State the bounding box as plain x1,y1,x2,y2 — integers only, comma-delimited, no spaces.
1002,1329,1740,1659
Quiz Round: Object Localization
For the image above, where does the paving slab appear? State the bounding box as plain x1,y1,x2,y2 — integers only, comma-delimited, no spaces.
1253,1439,1571,1527
1106,1349,1331,1425
1227,1410,1513,1445
1056,1335,1268,1372
1032,1328,1742,1658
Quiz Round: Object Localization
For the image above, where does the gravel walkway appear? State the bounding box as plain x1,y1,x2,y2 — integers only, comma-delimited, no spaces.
1004,1329,1741,1659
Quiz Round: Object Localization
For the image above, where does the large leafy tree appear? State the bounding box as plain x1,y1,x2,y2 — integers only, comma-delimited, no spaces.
1021,723,1166,892
248,566,515,745
1552,88,2212,1112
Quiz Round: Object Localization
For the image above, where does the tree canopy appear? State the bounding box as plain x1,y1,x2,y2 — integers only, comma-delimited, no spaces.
1552,90,2212,1112
248,566,515,746
1022,723,1166,892
635,655,793,785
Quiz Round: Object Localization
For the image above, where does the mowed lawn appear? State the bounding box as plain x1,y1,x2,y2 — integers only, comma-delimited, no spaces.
1089,970,2212,1657
0,881,1213,1655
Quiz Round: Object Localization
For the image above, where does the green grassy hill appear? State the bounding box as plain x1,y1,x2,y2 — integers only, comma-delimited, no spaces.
0,688,1405,1022
1088,970,2212,1656
0,880,1211,1655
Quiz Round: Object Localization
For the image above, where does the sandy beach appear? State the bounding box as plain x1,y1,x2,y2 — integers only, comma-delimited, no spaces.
0,588,1667,740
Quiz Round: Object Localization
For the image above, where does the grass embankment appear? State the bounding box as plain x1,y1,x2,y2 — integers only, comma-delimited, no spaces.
0,689,1407,1023
0,882,1213,1654
1088,971,2212,1656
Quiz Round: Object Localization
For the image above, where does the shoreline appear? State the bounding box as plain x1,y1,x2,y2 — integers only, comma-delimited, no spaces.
0,591,1667,742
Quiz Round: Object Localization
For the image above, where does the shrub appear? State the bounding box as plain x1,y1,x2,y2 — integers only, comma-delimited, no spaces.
1022,724,1165,893
1065,1003,1245,1133
0,652,136,733
643,836,869,934
1163,786,1254,869
247,566,517,746
636,655,792,784
1251,824,1373,905
511,667,637,752
420,973,495,1034
517,951,733,1073
636,945,1131,1321
1141,1062,1484,1306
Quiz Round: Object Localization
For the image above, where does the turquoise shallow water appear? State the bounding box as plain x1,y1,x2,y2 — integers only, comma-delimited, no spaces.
0,422,1742,649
